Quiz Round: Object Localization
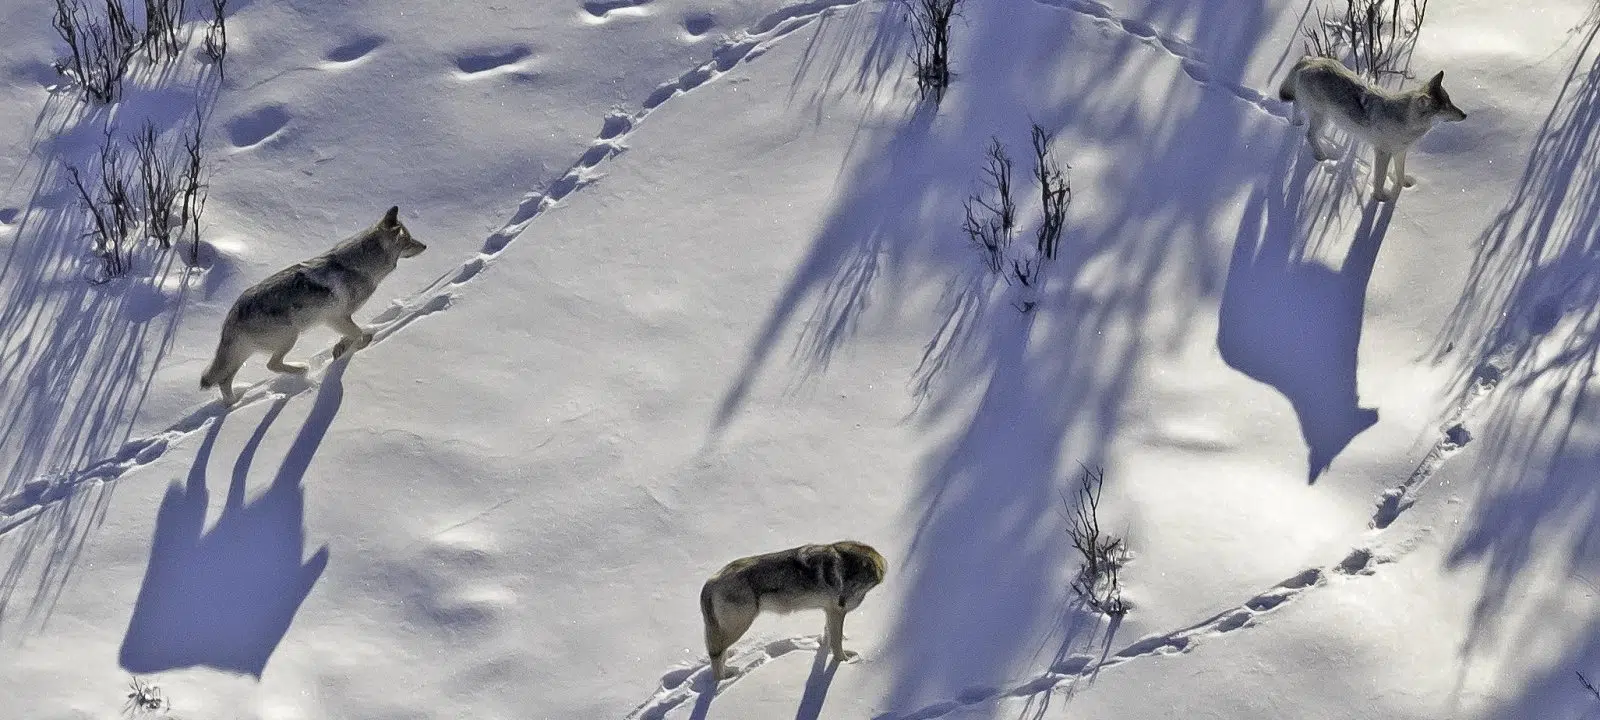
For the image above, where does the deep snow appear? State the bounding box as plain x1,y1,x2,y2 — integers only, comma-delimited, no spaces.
1,0,1598,718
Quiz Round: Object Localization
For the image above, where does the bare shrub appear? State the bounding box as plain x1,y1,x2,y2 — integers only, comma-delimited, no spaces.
903,0,960,102
142,0,185,61
69,115,208,279
123,675,168,715
1031,125,1070,261
132,121,181,247
1062,465,1128,616
960,124,1072,309
179,114,209,260
962,138,1016,275
67,129,137,280
1581,671,1600,704
53,0,139,103
103,0,140,50
202,0,228,75
1302,0,1430,85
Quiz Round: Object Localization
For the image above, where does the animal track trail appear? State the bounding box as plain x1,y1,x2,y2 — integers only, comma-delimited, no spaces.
876,557,1384,720
0,0,870,536
483,0,865,253
1370,360,1500,529
624,635,824,720
1031,0,1290,121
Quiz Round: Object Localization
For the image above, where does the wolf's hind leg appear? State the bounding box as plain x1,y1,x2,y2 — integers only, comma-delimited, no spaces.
704,600,756,684
265,332,309,374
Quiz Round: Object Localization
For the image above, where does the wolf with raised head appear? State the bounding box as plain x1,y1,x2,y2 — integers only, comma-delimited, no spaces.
700,540,887,687
200,206,427,405
1278,56,1466,202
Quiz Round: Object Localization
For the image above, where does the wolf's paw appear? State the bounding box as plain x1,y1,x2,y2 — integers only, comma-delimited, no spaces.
1372,190,1397,203
270,361,309,374
1311,147,1332,162
835,649,861,664
333,332,374,357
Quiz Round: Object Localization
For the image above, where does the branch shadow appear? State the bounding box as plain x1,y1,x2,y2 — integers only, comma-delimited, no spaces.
117,362,343,677
1481,612,1600,719
1416,16,1600,677
0,56,228,631
706,1,1291,717
1217,138,1392,482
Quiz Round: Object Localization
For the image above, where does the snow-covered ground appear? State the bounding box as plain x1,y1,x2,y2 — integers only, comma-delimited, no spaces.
1,0,1598,717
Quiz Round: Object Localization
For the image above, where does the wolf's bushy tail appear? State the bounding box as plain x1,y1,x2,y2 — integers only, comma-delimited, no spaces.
200,326,237,389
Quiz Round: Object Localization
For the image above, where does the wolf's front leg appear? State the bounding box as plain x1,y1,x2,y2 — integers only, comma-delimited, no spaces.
825,606,858,664
1371,149,1395,202
1392,151,1416,187
330,315,374,357
1306,111,1333,161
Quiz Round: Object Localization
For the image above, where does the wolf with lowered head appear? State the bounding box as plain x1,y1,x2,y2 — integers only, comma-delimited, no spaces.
200,206,427,405
700,540,887,687
1278,56,1466,202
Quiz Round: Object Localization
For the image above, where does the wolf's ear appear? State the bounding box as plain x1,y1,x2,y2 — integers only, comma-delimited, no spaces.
381,205,400,228
1427,71,1445,90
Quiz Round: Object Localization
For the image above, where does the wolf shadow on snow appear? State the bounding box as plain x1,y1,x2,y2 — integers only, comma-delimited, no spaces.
704,0,1340,716
1217,137,1392,484
118,362,340,677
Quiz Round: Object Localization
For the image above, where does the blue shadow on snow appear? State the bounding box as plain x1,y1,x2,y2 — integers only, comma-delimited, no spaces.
118,362,344,677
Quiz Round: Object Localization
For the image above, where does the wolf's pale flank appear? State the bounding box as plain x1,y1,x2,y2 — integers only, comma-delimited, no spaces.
201,206,427,405
700,540,887,687
1278,57,1466,202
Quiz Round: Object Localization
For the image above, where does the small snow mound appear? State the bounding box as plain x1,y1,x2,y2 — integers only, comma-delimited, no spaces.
428,584,517,627
424,525,501,566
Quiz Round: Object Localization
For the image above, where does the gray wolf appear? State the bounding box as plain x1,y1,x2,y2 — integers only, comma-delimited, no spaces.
1278,57,1466,202
200,206,426,404
700,540,887,685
